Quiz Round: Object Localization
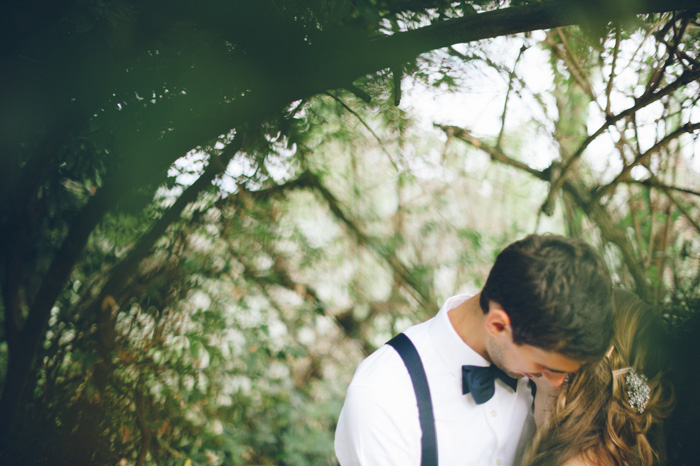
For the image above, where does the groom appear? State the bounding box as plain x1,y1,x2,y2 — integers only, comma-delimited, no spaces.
335,234,614,465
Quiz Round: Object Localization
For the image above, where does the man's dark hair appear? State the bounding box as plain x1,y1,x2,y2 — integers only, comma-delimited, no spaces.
479,234,614,362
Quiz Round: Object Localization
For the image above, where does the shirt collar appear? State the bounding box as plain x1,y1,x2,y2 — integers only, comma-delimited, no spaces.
428,294,490,369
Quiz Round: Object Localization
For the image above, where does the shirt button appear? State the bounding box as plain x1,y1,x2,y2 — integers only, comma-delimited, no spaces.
491,410,497,417
496,459,502,465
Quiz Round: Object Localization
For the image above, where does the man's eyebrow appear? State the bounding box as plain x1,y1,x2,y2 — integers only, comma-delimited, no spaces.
541,366,568,374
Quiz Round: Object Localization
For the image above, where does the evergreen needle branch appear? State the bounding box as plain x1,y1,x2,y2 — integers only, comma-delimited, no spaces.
307,171,433,311
326,92,400,171
236,247,374,359
87,136,244,324
551,29,596,100
67,137,245,403
627,190,646,266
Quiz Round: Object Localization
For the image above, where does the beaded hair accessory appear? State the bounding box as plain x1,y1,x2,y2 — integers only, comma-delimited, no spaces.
608,345,651,414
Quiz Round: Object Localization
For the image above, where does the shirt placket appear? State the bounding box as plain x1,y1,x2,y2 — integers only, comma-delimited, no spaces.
483,384,512,466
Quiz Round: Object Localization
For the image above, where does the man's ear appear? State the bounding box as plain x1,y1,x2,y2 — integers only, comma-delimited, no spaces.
485,303,512,337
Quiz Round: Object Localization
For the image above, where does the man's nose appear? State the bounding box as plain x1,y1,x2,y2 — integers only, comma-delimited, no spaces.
544,371,567,387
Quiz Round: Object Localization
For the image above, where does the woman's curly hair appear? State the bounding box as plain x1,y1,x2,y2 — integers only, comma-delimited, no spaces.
522,289,675,466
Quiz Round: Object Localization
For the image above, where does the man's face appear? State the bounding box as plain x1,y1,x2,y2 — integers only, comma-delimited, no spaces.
487,334,581,387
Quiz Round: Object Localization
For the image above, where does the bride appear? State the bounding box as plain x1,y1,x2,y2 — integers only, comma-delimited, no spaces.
522,289,674,466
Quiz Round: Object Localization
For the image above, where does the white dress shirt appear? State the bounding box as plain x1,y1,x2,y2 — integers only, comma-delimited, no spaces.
335,294,535,466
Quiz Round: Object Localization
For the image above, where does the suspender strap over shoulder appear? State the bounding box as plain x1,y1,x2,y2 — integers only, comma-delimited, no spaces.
387,333,438,466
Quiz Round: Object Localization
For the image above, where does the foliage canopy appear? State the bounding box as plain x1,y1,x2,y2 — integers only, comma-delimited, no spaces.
1,0,699,464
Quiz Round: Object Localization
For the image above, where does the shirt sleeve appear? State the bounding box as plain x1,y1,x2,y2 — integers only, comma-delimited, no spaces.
335,381,420,466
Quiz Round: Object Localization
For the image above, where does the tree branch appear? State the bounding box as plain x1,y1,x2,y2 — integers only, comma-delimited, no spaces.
657,180,700,234
93,0,700,197
440,123,653,299
104,138,240,302
591,122,700,205
85,136,243,357
0,183,112,434
634,178,700,197
644,14,690,98
541,66,700,214
436,124,547,179
367,0,700,69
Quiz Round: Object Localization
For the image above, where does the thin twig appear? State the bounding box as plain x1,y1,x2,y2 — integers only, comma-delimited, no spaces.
656,196,674,301
451,46,553,136
657,179,700,233
497,44,527,148
631,113,643,156
627,186,646,266
635,178,700,197
605,27,622,117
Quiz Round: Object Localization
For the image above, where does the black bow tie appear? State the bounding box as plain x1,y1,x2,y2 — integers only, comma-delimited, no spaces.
462,364,519,404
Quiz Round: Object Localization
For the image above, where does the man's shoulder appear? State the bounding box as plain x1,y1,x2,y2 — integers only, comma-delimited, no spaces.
350,343,411,389
346,324,436,400
336,339,422,465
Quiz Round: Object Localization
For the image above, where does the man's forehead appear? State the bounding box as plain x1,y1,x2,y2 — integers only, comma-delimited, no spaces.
525,345,583,373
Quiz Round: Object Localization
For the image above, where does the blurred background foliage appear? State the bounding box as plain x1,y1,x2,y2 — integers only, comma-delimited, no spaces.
1,0,699,464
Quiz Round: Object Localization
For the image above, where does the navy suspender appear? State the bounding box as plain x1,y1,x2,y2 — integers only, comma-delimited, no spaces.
387,333,438,466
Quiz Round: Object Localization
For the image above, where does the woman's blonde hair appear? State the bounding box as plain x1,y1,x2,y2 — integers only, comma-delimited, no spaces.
522,289,675,466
